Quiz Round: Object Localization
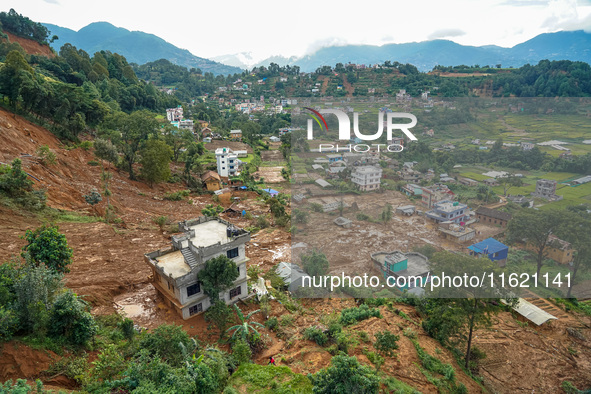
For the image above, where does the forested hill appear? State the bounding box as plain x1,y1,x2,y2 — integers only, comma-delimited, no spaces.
0,9,181,142
43,22,243,76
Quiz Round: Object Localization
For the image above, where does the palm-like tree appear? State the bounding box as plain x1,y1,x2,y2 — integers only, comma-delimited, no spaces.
225,304,264,342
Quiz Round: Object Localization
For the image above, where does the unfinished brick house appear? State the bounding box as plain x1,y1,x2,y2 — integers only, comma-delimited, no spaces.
144,217,250,319
531,179,563,201
475,206,512,227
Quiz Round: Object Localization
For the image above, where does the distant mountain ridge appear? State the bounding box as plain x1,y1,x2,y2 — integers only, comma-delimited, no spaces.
217,30,591,72
211,52,298,70
43,21,591,75
43,22,242,75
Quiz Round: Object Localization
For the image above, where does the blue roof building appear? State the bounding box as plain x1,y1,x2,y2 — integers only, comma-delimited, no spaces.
261,188,279,197
468,238,508,267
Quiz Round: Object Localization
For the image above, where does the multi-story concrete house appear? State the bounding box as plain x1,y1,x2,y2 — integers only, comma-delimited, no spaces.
421,185,454,208
351,166,382,191
216,147,239,177
426,200,469,223
144,217,250,319
531,179,563,201
166,106,183,122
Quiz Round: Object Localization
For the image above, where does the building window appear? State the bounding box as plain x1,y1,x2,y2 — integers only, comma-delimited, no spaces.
227,247,239,259
230,286,242,298
187,283,200,297
189,303,203,316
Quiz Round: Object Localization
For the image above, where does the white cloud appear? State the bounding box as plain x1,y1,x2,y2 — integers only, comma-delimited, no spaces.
541,0,591,30
428,29,466,40
7,0,591,60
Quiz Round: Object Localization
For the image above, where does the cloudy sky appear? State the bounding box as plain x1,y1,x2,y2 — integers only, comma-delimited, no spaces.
6,0,591,61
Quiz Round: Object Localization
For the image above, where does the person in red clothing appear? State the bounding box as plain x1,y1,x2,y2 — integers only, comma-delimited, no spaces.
268,356,276,365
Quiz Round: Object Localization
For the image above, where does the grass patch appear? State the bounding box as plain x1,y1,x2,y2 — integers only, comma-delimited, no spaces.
458,172,490,181
381,376,422,394
225,364,313,393
41,209,102,223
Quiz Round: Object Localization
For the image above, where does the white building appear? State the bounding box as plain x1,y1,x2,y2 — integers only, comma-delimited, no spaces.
166,106,183,122
351,166,383,191
216,147,239,177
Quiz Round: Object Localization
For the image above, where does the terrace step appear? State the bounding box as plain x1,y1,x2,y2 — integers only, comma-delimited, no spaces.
181,248,198,268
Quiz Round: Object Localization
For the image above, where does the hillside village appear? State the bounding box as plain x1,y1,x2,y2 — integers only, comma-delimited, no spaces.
0,8,590,394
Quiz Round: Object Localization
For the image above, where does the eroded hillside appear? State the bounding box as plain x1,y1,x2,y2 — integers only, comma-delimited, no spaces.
0,110,590,393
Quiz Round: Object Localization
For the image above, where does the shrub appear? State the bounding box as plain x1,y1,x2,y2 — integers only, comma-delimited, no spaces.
22,224,73,274
362,349,384,369
13,263,62,333
374,331,399,356
403,327,417,339
358,331,370,343
0,306,18,341
300,249,329,278
255,215,269,229
152,215,168,231
138,324,193,367
304,327,329,346
280,314,295,327
334,332,353,354
309,203,323,212
310,355,379,393
339,304,381,326
92,343,126,381
0,159,31,196
87,160,99,166
48,291,97,347
259,297,271,319
205,300,234,337
202,204,224,217
36,145,57,166
264,317,278,331
327,321,343,338
79,141,93,151
163,190,190,201
356,212,370,221
275,215,290,228
119,318,135,341
412,340,456,383
84,189,102,208
232,339,252,365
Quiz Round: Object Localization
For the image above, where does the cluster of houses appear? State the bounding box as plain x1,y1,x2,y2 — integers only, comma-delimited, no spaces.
166,106,194,132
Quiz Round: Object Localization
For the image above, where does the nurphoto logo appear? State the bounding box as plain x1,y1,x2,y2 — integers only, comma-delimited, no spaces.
304,107,418,152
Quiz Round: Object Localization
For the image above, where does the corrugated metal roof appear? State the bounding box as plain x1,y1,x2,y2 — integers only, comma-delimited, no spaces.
502,298,557,325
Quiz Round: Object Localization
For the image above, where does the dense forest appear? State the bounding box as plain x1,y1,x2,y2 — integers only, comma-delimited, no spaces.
0,9,54,44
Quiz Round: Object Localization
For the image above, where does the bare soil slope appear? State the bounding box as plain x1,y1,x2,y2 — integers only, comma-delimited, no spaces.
3,32,55,57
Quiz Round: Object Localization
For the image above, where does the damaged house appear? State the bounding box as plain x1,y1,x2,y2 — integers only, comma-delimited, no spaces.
144,217,250,319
